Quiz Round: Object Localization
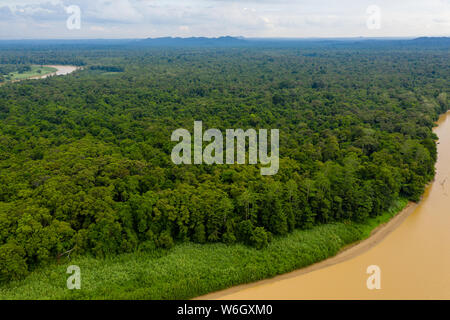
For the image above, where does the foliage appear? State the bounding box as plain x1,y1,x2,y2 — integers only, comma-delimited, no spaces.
0,41,448,283
0,199,408,300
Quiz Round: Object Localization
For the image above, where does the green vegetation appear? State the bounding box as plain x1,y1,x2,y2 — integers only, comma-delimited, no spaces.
0,40,448,299
1,65,57,82
0,198,407,299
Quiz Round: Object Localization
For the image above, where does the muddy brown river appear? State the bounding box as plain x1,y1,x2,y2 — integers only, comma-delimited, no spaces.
36,65,79,78
202,111,450,300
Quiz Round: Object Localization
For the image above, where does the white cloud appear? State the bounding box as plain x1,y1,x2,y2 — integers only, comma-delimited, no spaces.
90,25,105,31
0,0,448,39
87,0,143,23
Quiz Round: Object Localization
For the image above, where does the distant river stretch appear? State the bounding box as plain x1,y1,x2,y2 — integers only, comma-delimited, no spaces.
203,111,450,300
37,65,79,78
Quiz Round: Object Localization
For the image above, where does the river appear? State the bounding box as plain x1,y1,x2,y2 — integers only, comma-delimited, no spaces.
202,111,450,300
0,65,79,85
32,65,80,79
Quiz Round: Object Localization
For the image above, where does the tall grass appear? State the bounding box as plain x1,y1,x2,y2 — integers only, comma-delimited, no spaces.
0,199,408,300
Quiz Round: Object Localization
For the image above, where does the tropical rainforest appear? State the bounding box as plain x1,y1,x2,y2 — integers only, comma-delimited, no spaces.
0,38,448,298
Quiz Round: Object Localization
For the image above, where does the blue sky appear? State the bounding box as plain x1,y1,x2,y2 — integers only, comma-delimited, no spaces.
0,0,449,39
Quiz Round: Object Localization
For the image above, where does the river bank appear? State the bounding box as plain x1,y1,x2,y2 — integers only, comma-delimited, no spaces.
198,201,419,300
0,65,79,85
25,65,80,80
200,111,450,300
0,199,408,299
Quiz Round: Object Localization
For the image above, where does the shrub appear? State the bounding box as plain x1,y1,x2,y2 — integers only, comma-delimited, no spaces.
0,242,28,283
250,227,271,249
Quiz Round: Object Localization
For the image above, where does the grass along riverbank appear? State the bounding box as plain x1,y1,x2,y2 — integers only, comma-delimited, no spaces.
4,65,57,82
0,198,408,300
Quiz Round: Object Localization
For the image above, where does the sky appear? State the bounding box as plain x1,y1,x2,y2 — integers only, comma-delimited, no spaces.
0,0,449,39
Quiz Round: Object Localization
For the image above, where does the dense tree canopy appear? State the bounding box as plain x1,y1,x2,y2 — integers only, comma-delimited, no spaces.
0,40,448,282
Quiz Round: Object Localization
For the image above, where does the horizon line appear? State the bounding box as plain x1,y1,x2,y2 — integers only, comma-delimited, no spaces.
1,35,449,41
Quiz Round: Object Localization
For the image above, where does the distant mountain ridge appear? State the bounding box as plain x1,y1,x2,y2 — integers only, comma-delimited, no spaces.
0,36,448,49
137,36,450,48
140,36,247,46
413,37,450,41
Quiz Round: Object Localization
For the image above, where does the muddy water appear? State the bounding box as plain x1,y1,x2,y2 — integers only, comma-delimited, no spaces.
36,65,79,79
205,111,450,300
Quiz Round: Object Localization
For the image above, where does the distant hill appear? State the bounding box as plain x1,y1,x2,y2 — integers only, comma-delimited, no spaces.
139,36,247,47
413,37,450,41
136,36,450,49
411,37,450,45
0,36,448,50
401,37,450,49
